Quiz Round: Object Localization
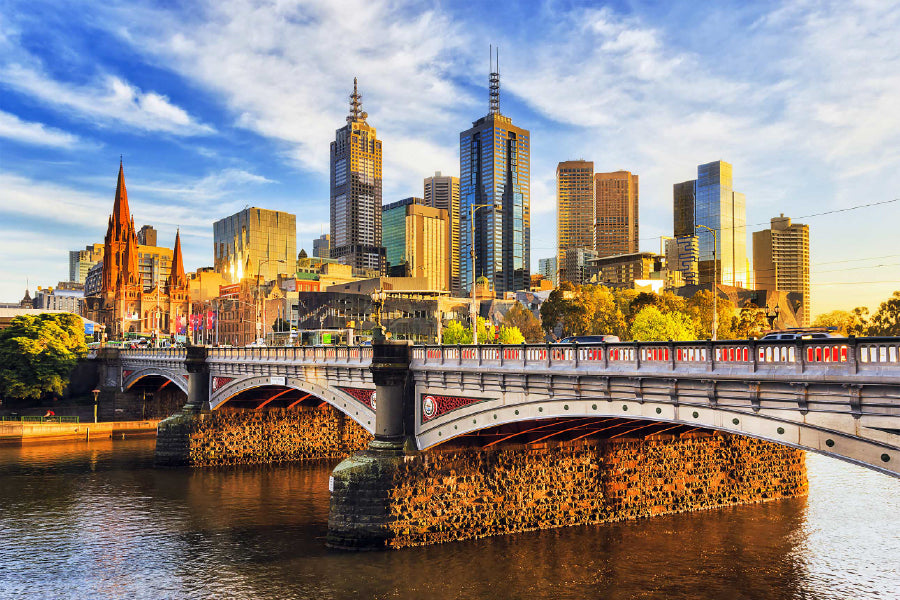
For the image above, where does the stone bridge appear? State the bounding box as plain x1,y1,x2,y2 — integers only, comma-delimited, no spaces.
101,338,900,477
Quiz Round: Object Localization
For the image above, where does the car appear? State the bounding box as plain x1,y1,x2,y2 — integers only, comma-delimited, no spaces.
759,331,837,341
557,334,620,344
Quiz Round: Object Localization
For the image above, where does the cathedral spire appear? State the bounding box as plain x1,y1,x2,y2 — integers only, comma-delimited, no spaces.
347,77,368,123
168,228,187,290
112,159,131,232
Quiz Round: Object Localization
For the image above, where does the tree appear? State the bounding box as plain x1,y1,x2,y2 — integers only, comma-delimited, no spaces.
442,320,472,345
0,313,87,401
272,318,291,332
629,306,696,341
686,289,736,339
540,281,581,336
813,309,868,336
867,291,900,336
731,305,769,339
503,302,544,342
498,326,525,344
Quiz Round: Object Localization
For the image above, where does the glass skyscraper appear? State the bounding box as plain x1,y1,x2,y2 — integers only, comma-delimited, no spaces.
459,57,530,296
673,160,747,288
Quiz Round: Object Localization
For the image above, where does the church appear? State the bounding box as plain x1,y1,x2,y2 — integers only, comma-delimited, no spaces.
84,162,190,340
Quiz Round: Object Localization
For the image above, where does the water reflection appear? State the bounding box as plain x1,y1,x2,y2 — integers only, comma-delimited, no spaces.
0,441,896,599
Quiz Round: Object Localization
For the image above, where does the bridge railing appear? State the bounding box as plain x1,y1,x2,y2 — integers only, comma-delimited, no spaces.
120,347,187,360
207,345,373,364
411,337,900,373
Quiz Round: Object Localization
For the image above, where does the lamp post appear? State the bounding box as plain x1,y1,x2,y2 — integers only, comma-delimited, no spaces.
696,224,718,341
469,203,495,345
91,389,100,423
256,258,286,345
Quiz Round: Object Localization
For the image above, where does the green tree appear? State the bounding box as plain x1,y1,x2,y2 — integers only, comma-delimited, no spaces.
0,313,87,401
867,291,900,336
629,306,696,341
503,303,544,342
442,320,472,345
686,289,736,339
577,284,628,339
731,305,769,339
812,309,868,336
540,281,581,336
498,325,525,344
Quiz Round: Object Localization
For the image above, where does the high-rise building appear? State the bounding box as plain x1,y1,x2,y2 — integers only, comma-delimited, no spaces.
424,171,460,293
69,243,104,284
459,51,530,296
556,160,594,284
330,78,385,273
564,247,599,286
673,161,747,287
382,197,450,290
213,207,297,284
753,215,810,326
538,257,557,287
137,225,157,246
595,170,639,258
664,236,699,286
313,233,330,259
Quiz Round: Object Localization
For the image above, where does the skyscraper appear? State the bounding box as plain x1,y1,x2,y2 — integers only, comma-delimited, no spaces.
213,207,296,283
673,161,747,287
424,171,460,293
459,50,530,296
753,215,810,326
595,170,639,258
313,233,330,259
538,257,557,287
330,78,385,273
382,197,450,290
556,160,594,284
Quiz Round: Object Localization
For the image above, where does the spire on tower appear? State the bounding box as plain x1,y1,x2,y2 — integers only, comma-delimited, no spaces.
112,159,131,228
168,228,187,291
489,45,500,115
347,77,368,123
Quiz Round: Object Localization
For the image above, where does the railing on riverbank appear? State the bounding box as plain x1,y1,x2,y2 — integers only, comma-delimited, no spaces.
1,416,80,423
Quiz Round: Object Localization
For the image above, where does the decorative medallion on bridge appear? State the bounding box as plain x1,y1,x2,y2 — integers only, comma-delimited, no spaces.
122,370,134,379
212,377,234,392
339,387,377,410
421,394,487,423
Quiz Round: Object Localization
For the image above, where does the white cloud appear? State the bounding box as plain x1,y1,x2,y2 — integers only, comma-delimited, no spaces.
0,110,81,148
0,64,214,136
131,168,275,203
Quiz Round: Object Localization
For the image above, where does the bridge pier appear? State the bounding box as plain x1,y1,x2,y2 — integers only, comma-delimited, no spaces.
155,346,210,466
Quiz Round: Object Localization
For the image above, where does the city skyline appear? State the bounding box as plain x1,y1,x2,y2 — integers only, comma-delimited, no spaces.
2,1,900,315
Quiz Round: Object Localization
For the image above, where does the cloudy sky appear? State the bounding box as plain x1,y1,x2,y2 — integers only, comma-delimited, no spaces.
1,0,899,316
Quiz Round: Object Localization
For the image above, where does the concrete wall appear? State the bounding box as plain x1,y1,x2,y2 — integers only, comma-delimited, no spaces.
160,406,373,467
329,432,807,549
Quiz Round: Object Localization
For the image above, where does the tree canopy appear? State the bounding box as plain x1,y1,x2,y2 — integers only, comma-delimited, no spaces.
630,306,696,341
502,303,544,342
0,313,87,401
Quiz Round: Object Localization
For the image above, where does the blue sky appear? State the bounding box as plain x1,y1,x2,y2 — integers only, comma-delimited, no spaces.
2,0,899,316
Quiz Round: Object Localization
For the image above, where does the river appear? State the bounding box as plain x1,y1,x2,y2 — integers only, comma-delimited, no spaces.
0,438,897,599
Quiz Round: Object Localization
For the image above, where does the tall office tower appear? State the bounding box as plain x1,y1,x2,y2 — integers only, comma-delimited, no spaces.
330,78,385,273
459,50,530,296
595,171,639,257
564,247,599,286
673,161,747,287
753,215,810,326
424,171,460,293
137,225,157,246
556,160,594,284
213,207,297,283
312,233,330,259
69,243,104,284
382,197,450,290
538,257,557,287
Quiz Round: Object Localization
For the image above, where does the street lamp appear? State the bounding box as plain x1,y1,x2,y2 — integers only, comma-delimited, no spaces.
695,224,718,341
256,258,286,345
469,203,496,345
91,389,100,423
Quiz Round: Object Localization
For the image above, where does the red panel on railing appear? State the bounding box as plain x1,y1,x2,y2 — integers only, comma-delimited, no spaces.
338,387,376,410
421,393,487,422
841,346,848,362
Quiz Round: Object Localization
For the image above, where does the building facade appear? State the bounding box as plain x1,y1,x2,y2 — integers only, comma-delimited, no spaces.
313,233,330,259
591,252,664,287
556,160,594,284
595,170,639,258
330,78,385,273
673,161,748,288
84,162,189,339
382,197,450,291
459,56,530,296
664,235,700,286
69,243,104,284
213,207,296,284
33,283,84,315
753,215,810,326
538,257,557,287
137,225,157,246
564,247,599,286
424,171,460,294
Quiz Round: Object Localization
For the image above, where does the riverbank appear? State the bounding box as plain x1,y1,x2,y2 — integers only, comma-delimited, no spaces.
0,419,159,443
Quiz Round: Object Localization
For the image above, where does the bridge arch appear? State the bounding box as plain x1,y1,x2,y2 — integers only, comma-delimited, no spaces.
416,394,899,479
123,367,188,395
209,375,376,435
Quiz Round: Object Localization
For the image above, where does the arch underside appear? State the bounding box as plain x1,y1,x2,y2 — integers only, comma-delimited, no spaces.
209,375,376,434
416,391,900,479
123,368,188,395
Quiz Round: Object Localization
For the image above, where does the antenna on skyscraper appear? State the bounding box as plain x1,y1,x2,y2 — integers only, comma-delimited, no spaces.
489,45,500,115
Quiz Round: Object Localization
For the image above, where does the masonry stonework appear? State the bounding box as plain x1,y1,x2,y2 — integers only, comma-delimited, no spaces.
328,432,807,549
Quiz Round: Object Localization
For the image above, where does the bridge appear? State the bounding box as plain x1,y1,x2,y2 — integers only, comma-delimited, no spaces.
98,337,900,477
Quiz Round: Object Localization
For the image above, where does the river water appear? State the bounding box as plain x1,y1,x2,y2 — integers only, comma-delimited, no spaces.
0,439,897,600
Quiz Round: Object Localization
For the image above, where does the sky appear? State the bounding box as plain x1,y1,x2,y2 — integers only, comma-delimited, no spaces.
1,0,899,316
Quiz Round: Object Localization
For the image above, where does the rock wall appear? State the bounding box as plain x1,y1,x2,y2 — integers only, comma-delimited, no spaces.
173,407,372,467
328,432,807,549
